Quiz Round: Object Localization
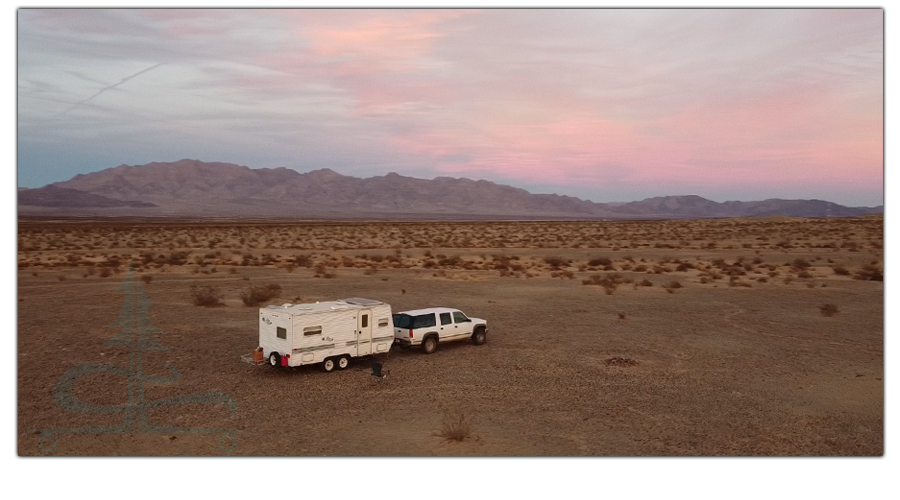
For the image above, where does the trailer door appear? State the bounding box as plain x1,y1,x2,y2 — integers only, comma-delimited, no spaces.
262,313,292,360
357,309,372,356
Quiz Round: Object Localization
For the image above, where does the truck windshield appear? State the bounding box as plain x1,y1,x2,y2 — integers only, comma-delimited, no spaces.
393,314,413,329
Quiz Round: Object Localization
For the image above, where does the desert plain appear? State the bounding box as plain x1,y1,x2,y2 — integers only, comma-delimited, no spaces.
17,215,883,456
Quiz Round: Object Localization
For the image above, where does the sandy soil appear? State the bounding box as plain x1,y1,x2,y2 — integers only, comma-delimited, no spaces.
17,216,883,456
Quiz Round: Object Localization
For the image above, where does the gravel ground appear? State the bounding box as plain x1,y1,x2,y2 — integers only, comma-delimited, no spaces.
18,263,882,456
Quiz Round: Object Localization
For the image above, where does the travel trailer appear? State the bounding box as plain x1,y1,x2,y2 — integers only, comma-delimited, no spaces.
259,298,394,372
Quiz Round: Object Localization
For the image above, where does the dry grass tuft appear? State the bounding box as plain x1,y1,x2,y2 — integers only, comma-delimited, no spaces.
436,412,473,442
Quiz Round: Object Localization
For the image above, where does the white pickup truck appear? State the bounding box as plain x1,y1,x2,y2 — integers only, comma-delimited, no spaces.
392,307,487,354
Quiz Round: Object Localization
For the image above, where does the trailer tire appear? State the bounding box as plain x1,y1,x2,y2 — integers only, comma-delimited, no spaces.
472,327,487,345
322,358,336,373
422,336,438,354
337,355,350,370
268,352,281,368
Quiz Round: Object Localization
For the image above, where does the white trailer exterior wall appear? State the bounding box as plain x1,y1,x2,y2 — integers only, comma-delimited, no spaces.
259,298,393,369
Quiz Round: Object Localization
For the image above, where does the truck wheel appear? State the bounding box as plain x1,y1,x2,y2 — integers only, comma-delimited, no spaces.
268,352,281,368
422,336,438,354
337,355,350,370
322,358,336,372
472,327,487,345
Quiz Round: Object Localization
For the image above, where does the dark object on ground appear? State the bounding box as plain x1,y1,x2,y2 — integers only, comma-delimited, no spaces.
605,356,638,367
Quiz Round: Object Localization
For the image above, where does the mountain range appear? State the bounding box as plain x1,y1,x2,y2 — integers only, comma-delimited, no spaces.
18,159,883,219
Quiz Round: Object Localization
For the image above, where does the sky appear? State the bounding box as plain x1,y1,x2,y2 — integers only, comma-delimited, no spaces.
16,8,884,206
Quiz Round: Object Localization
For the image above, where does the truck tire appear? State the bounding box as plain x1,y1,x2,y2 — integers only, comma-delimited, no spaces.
422,336,438,354
472,327,487,345
268,352,281,368
337,355,350,370
322,358,336,373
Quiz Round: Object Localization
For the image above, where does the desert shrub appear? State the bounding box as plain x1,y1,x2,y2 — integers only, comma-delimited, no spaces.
293,254,312,267
436,413,473,442
141,274,152,284
57,274,66,281
190,285,223,307
99,268,112,278
438,255,462,267
582,273,625,294
240,284,283,307
792,258,811,270
797,270,813,279
638,279,653,287
854,264,883,282
543,256,570,269
588,257,612,267
662,279,682,293
166,251,191,266
819,303,839,317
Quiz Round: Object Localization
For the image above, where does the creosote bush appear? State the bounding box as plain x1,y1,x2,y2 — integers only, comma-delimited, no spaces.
819,303,839,317
240,283,283,307
190,285,223,307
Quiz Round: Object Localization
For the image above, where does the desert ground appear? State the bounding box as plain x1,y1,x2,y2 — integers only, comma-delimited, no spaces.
17,216,883,456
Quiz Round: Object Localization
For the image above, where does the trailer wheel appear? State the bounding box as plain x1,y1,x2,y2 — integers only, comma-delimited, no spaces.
322,358,336,373
472,327,487,345
268,352,281,368
422,336,438,354
337,355,350,370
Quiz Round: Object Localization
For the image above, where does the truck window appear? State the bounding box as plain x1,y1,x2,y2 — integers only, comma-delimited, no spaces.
276,326,287,339
411,313,436,329
440,312,452,325
453,311,471,323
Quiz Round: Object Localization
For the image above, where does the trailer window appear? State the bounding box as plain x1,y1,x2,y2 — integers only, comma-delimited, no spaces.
411,313,436,329
361,315,369,328
378,318,389,327
440,312,452,325
303,326,322,336
276,327,287,339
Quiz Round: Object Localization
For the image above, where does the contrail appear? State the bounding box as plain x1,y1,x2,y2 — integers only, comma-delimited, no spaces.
60,62,164,115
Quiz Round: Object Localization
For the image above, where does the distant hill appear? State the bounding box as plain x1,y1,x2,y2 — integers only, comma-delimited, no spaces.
17,159,883,219
18,185,157,208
